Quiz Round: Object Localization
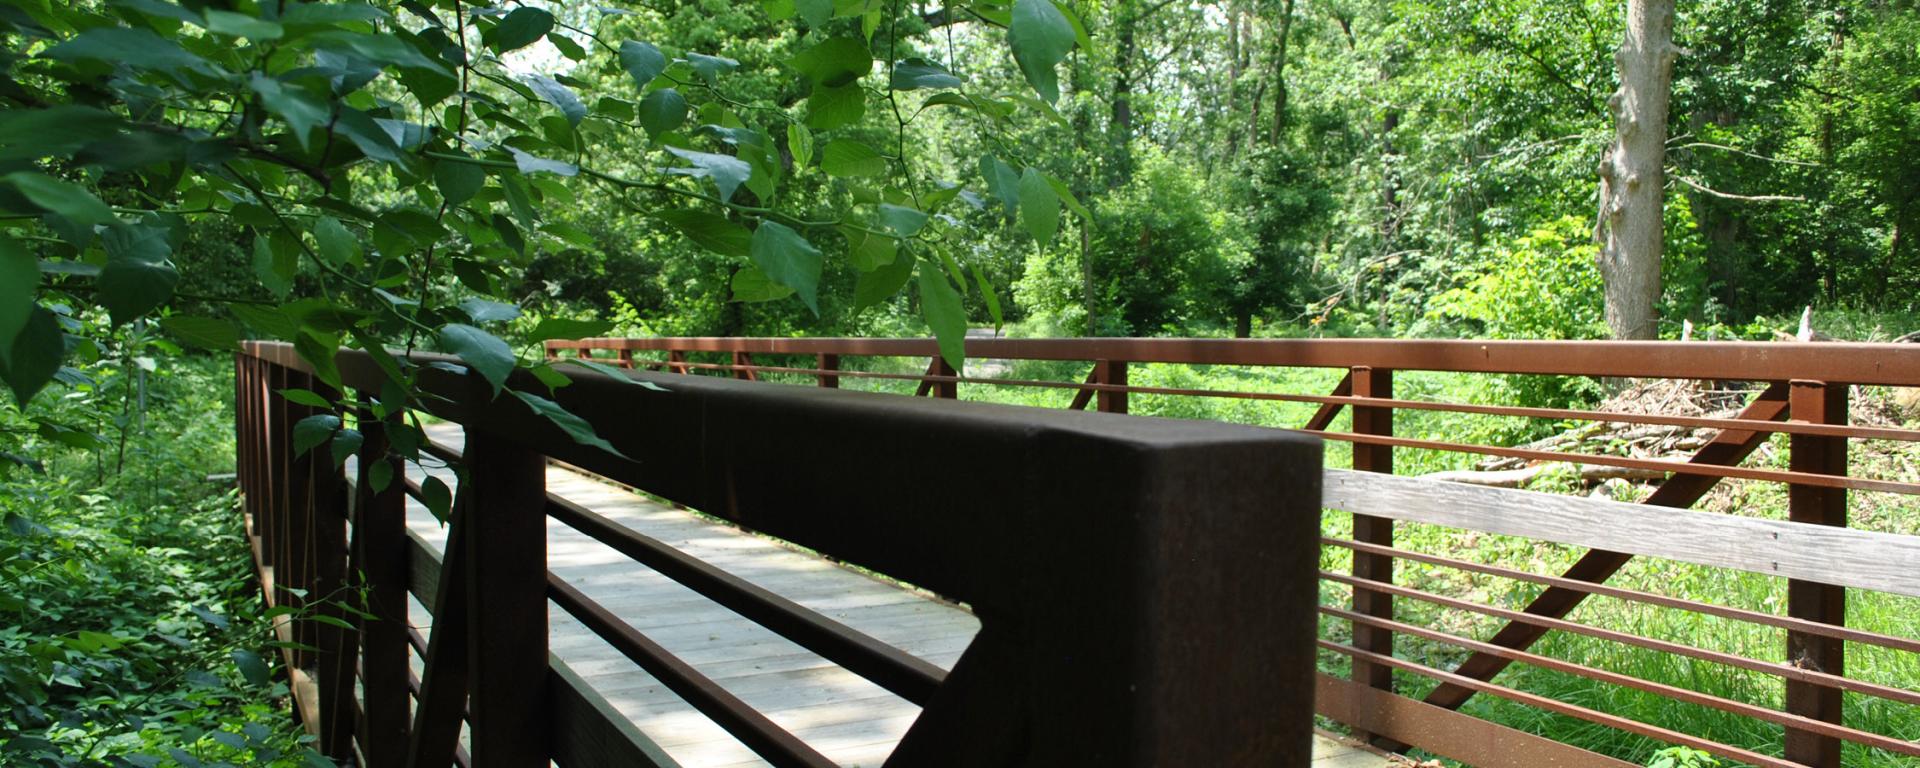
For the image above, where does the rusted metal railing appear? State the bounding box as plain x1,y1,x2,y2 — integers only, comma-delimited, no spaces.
235,340,1322,766
549,335,1920,768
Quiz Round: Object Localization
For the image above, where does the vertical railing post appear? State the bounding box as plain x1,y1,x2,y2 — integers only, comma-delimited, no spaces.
1786,379,1847,767
353,412,410,767
668,349,688,375
1349,366,1395,744
305,379,353,758
616,348,634,369
818,353,840,388
1096,360,1128,413
282,369,317,671
463,429,549,766
264,362,291,618
732,350,758,380
933,356,958,399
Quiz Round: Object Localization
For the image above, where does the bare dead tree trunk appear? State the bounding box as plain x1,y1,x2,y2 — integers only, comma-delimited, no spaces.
1594,0,1678,340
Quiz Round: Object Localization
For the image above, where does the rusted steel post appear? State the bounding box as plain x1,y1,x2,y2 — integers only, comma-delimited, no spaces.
732,350,758,381
1096,360,1128,414
1786,379,1847,768
463,430,549,766
668,349,688,375
616,349,634,369
263,360,286,575
353,414,410,766
1349,366,1395,743
818,353,840,388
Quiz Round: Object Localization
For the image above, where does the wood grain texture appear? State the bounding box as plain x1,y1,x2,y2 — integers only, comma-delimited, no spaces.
1323,468,1920,597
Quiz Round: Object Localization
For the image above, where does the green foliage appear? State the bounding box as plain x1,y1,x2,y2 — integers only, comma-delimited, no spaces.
1646,746,1720,768
0,356,326,767
1428,216,1608,340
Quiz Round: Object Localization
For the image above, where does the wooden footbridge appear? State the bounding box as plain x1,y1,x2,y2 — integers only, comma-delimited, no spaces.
234,336,1920,767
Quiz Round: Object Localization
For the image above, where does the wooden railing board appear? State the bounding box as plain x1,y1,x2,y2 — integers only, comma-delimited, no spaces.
1323,468,1920,597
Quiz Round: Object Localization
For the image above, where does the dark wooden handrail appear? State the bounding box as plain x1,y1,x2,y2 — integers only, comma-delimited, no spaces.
234,340,1324,767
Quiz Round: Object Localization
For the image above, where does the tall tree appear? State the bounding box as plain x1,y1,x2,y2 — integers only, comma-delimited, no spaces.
1595,0,1679,339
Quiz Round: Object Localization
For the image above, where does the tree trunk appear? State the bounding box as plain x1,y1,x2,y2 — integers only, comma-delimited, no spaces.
1110,2,1137,186
1594,0,1678,340
1268,0,1296,144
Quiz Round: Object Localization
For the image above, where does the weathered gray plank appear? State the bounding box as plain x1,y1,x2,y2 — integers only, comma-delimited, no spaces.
1323,468,1920,597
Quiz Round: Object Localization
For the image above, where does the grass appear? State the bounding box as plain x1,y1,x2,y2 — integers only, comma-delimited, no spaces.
637,344,1920,768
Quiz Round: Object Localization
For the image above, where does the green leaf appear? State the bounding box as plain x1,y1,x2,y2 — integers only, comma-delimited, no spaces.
44,27,212,73
333,108,407,166
979,155,1020,214
276,389,332,408
434,156,486,206
251,235,294,299
878,204,928,237
787,124,815,170
0,238,34,363
683,53,739,84
1007,0,1076,103
204,9,283,40
891,58,964,90
805,83,865,130
420,475,453,522
232,650,271,687
508,389,628,458
458,298,520,323
292,414,342,457
619,41,668,89
525,75,586,126
3,172,113,229
0,307,62,406
508,147,578,177
231,304,299,341
636,89,689,136
971,262,1003,328
844,225,898,271
368,460,394,493
528,318,615,343
0,106,124,162
248,74,328,151
654,209,751,257
438,323,515,396
664,146,752,202
749,222,823,315
917,261,967,370
1042,172,1089,220
98,225,178,325
853,245,914,311
820,139,885,177
732,266,796,302
795,0,832,27
558,359,669,391
294,331,343,391
330,429,363,468
485,7,553,53
1018,167,1060,243
789,36,871,87
313,217,359,267
159,316,240,351
306,30,450,75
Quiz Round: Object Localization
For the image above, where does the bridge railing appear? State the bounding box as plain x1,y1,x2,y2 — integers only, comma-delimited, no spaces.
234,340,1322,767
548,335,1920,768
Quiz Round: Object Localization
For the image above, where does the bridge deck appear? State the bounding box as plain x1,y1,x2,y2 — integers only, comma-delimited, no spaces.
407,424,1376,766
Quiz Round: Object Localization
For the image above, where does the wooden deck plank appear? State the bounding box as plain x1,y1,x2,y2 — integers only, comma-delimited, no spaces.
402,423,1378,767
